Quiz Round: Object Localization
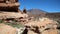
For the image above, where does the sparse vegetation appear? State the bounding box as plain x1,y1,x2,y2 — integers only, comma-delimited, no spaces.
0,20,3,23
0,19,24,28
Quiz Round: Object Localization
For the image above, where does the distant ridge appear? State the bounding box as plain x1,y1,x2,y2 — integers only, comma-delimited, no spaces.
27,9,47,14
27,9,60,19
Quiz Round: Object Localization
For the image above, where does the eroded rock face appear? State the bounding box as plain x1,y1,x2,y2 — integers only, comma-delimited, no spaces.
23,18,58,34
0,0,20,19
0,23,17,34
0,0,20,12
0,12,28,19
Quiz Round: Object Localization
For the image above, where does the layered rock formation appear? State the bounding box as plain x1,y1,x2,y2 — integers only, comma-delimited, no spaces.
0,0,20,19
0,0,19,12
0,0,28,19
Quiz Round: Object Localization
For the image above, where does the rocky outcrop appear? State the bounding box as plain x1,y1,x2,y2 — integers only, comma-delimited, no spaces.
0,0,20,12
22,18,58,34
0,0,28,34
0,12,28,19
0,0,29,19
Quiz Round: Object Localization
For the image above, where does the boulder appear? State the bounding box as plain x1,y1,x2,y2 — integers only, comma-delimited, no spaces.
42,29,58,34
0,23,17,34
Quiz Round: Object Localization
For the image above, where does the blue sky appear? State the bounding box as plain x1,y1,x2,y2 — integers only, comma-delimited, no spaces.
19,0,60,12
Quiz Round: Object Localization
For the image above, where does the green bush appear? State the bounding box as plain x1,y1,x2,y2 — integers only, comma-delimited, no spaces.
0,20,4,23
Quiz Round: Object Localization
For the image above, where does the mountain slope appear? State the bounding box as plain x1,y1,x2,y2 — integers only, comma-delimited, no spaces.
27,9,47,14
27,9,47,17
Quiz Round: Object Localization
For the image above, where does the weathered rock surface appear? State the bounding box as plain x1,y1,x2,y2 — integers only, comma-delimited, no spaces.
42,29,58,34
23,18,58,34
0,11,28,19
0,0,20,12
0,23,17,34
